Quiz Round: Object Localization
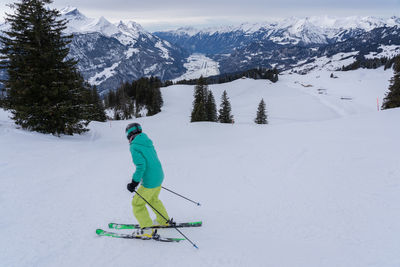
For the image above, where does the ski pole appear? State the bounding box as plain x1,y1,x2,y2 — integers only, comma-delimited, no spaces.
162,186,201,206
134,189,199,249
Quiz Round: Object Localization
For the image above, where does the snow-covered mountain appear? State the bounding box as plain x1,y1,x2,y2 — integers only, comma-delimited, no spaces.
0,7,188,93
155,16,400,49
58,7,188,93
154,16,400,75
1,11,400,92
213,25,400,74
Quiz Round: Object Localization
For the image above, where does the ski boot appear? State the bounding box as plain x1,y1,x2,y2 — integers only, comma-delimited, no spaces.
134,228,160,239
152,218,176,228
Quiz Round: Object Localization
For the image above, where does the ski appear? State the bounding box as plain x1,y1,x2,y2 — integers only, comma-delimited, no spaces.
95,229,185,242
108,221,202,230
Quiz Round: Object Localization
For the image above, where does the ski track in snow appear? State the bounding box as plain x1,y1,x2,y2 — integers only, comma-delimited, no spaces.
1,68,400,267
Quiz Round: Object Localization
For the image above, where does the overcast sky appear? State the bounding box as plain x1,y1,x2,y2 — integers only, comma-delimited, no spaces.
1,0,399,31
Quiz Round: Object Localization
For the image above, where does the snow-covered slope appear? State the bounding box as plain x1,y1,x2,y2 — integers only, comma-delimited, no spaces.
1,68,399,266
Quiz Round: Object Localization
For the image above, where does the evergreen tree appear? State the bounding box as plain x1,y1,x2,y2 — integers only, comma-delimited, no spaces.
191,76,208,122
382,56,400,110
88,85,106,122
147,86,163,116
115,86,132,120
255,99,268,124
105,76,164,119
105,90,116,109
206,90,217,122
218,90,234,123
0,0,93,135
146,77,163,116
0,86,6,108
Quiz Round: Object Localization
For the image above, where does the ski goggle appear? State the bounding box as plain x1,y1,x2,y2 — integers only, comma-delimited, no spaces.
126,125,142,137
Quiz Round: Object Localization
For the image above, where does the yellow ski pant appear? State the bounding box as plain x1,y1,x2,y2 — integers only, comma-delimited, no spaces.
132,185,170,228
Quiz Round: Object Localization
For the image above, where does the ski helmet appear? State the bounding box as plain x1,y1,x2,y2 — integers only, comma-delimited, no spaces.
125,123,142,140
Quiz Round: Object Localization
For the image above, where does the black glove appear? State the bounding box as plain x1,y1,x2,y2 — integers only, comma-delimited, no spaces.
127,180,139,193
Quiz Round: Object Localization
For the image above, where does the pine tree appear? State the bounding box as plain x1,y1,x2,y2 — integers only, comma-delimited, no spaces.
115,86,132,120
0,0,93,135
146,77,163,116
191,76,208,122
147,86,163,116
255,99,268,124
382,56,400,110
206,90,217,122
88,85,106,122
218,90,234,123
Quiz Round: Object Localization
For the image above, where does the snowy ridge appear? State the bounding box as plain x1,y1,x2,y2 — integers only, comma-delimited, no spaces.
171,16,400,36
61,7,145,43
162,16,400,45
57,7,187,92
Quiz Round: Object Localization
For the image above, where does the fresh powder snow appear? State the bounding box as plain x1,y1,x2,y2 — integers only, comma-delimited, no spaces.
0,68,399,267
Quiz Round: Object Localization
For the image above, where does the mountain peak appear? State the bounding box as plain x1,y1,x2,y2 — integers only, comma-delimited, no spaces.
60,6,81,16
117,20,145,39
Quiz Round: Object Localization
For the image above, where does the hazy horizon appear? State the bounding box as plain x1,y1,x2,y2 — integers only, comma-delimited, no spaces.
0,0,399,31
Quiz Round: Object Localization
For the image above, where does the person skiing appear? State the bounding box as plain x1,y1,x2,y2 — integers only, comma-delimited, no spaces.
125,122,170,238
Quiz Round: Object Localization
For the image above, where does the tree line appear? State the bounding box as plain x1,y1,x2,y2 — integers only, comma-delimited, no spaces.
339,53,400,110
191,76,268,124
176,68,279,86
340,56,397,71
382,55,400,110
104,76,163,120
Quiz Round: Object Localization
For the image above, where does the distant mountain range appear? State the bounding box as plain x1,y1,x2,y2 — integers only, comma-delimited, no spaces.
154,16,400,73
1,8,400,94
156,16,400,48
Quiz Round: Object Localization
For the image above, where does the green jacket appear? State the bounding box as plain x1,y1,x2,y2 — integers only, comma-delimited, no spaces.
130,133,164,189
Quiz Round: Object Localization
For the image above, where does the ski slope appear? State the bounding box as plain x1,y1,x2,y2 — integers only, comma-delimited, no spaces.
1,68,400,267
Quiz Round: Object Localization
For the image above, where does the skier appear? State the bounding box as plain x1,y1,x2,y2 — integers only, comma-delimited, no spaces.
125,122,170,238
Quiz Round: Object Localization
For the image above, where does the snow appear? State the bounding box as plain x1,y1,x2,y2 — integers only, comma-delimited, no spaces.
290,51,360,74
88,62,121,85
61,8,146,43
124,47,140,59
144,63,159,75
1,68,400,266
173,54,220,81
116,21,148,46
62,11,120,37
155,40,171,60
365,45,400,59
166,16,400,45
